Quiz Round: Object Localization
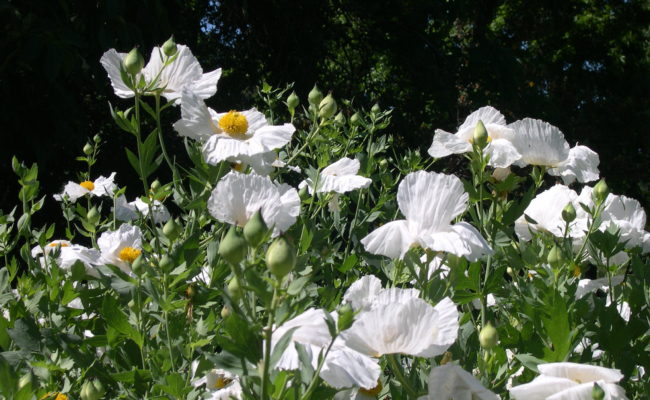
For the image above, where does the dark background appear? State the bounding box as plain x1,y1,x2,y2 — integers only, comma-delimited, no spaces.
1,0,649,223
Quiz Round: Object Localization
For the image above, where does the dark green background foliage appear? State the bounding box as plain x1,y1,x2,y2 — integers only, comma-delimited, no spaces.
1,0,649,217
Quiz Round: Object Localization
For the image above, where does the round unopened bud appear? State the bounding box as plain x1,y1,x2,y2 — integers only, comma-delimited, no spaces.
124,47,145,75
86,207,100,224
298,185,309,200
162,36,177,57
80,379,105,400
159,254,174,271
547,245,563,267
308,84,323,107
350,112,362,126
591,382,605,400
221,305,231,318
334,111,346,125
337,304,355,332
219,226,248,265
243,210,268,247
227,276,243,301
266,236,296,279
319,93,338,119
287,91,299,110
506,266,514,277
379,159,388,168
185,284,196,299
562,202,577,223
479,322,498,349
83,143,93,156
131,254,145,276
150,179,161,192
473,120,489,148
163,218,182,241
371,103,381,114
93,134,101,144
593,179,609,204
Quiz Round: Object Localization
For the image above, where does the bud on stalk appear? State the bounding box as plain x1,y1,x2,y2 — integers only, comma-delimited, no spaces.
124,47,145,75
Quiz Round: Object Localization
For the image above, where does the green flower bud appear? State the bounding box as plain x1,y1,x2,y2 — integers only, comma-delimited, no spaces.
221,305,231,318
337,304,355,332
93,134,101,144
547,245,563,267
131,254,145,276
593,179,609,204
350,112,362,126
162,36,177,57
185,284,196,299
562,202,577,223
150,179,161,192
591,382,605,400
299,185,309,200
163,218,182,241
243,210,268,247
124,47,145,75
287,91,299,110
227,276,243,301
159,254,174,271
86,207,100,224
17,372,32,390
319,93,338,119
80,379,105,400
83,143,94,156
334,111,346,125
266,236,296,279
479,322,498,349
473,120,489,149
506,266,514,277
219,226,248,265
379,158,388,168
371,103,381,114
308,84,323,107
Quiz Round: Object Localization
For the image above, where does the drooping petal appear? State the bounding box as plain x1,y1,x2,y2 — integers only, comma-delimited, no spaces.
99,49,135,98
509,118,570,167
132,198,171,224
422,364,499,400
427,129,472,158
202,135,255,165
190,68,222,100
421,223,492,261
546,381,627,400
91,172,117,197
144,45,203,103
173,88,217,141
320,345,381,390
548,145,600,184
484,138,521,168
114,195,138,221
509,375,579,400
416,297,459,357
515,185,583,241
249,123,296,152
274,183,301,235
343,275,383,311
53,182,89,202
360,220,416,259
538,363,624,383
322,158,362,176
317,175,372,194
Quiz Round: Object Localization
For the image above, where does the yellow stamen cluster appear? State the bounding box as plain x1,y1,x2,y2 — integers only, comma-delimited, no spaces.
40,393,68,400
572,264,581,277
359,380,383,396
211,376,233,389
118,247,141,263
48,242,70,248
218,111,248,136
79,180,95,191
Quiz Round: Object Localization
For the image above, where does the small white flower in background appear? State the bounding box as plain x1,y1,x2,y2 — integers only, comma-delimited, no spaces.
97,224,143,273
193,368,243,400
361,171,492,260
342,275,420,312
509,362,628,400
100,45,222,103
417,364,498,400
600,192,650,253
471,293,497,310
271,308,381,390
53,173,117,202
428,106,521,168
227,151,301,176
508,118,600,184
31,240,101,275
576,276,630,322
299,158,372,194
208,171,300,236
114,195,171,224
173,89,295,166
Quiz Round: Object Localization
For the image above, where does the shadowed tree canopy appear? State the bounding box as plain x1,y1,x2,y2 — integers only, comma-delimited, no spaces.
1,0,649,218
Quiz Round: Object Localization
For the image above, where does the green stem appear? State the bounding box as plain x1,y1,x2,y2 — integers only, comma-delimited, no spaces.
300,336,337,400
154,93,174,173
134,91,149,193
162,271,176,371
387,354,419,398
261,286,279,400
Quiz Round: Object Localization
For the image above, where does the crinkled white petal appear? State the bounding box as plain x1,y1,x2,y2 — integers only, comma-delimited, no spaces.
360,220,416,259
193,368,243,400
189,68,223,100
547,381,627,400
343,275,383,311
173,88,217,141
575,276,625,300
274,183,301,236
97,224,142,272
91,172,117,197
510,375,580,400
99,49,135,98
509,118,570,167
484,137,521,168
459,106,507,132
132,198,171,224
427,129,472,158
53,182,90,202
31,240,72,257
320,345,381,390
114,195,138,221
549,145,600,184
515,185,584,241
322,158,362,176
422,364,498,400
302,158,371,194
538,363,624,383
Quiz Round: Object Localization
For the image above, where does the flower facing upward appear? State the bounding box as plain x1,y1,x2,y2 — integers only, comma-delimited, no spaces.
97,224,143,273
360,171,492,260
53,173,117,202
218,111,249,136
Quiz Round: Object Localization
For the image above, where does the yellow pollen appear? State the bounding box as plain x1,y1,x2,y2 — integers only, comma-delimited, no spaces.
79,181,95,191
55,394,68,400
211,376,232,389
218,111,248,136
48,242,70,248
231,162,245,172
572,264,581,277
359,380,382,396
118,247,141,263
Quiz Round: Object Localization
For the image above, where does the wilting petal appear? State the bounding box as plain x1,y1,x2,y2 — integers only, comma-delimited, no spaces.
428,129,471,158
99,49,135,98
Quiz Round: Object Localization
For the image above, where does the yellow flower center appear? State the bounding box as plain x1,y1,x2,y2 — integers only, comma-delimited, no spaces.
230,162,245,172
469,136,493,144
359,380,382,396
80,181,95,191
211,376,232,389
55,394,68,400
118,247,141,263
48,242,70,248
572,264,581,277
218,111,248,136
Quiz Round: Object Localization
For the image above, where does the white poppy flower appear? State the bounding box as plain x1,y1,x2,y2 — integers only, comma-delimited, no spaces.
300,158,372,194
100,45,222,103
360,171,492,260
508,118,599,184
31,240,100,274
193,368,243,400
428,106,521,168
53,173,117,202
272,308,381,390
601,193,650,253
114,195,171,224
509,362,628,400
208,172,299,236
342,296,458,358
228,151,301,176
417,364,498,400
576,276,630,322
97,224,143,273
173,89,295,166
